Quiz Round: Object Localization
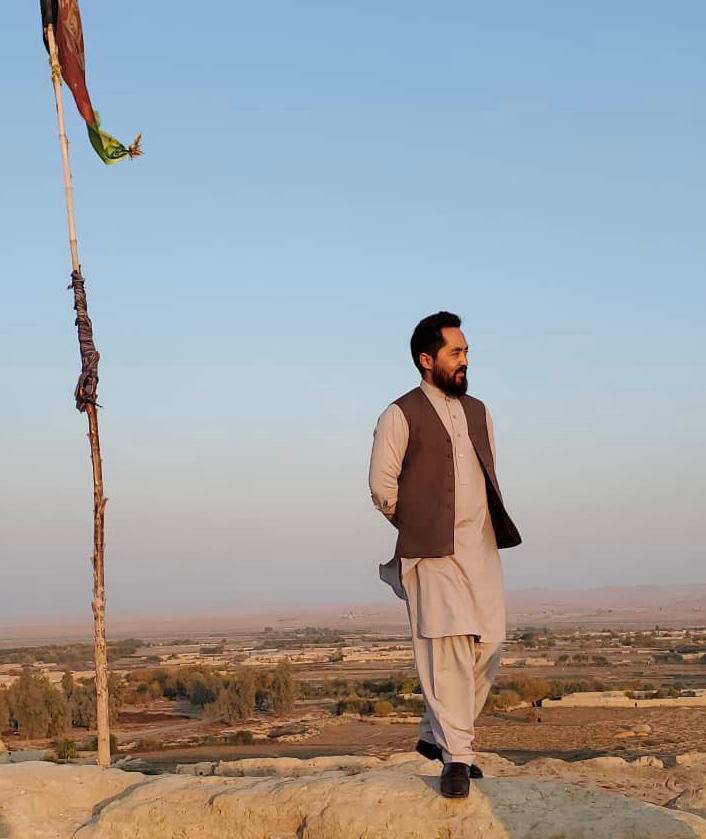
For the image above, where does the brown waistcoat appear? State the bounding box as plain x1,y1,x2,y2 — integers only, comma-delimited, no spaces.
393,387,521,559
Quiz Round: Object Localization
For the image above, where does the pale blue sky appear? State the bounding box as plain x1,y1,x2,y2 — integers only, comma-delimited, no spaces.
1,2,704,619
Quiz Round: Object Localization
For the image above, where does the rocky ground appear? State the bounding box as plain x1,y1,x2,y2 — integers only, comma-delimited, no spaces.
3,751,706,838
7,705,706,837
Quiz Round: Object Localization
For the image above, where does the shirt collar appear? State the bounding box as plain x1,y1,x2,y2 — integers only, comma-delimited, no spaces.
420,378,457,403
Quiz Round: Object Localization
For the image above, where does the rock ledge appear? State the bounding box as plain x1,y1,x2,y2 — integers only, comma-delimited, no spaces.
1,755,705,838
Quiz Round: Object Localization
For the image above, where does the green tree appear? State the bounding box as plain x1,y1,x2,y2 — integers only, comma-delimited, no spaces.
61,670,74,700
271,661,297,715
8,672,70,738
0,688,9,731
44,681,71,736
190,679,217,708
9,671,49,737
71,673,123,729
71,682,95,728
206,669,257,724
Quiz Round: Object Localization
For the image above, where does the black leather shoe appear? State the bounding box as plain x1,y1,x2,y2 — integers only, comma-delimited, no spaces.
440,762,472,798
415,740,483,778
415,738,442,762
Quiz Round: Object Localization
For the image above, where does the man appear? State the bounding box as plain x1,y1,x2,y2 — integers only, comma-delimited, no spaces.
368,311,521,799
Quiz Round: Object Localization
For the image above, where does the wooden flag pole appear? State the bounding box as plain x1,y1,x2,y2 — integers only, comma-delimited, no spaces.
46,22,111,770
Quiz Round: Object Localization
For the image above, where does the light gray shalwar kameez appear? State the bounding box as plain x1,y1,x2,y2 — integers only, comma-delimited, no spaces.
369,379,506,764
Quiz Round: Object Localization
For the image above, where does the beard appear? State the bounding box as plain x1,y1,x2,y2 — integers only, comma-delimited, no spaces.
431,362,468,397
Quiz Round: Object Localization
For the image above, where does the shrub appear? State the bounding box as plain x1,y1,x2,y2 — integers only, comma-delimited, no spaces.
54,739,78,760
498,679,551,704
135,736,163,752
547,679,595,698
374,700,394,717
228,730,254,745
653,687,680,699
80,733,119,755
398,697,426,715
484,690,521,712
198,730,254,747
0,689,9,731
335,697,374,716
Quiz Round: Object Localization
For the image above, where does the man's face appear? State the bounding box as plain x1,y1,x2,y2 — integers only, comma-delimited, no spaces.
424,327,469,396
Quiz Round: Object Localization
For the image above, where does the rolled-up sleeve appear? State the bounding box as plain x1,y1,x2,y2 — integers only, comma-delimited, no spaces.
368,403,409,526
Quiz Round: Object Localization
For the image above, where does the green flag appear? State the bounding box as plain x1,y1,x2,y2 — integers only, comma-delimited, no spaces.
88,114,142,166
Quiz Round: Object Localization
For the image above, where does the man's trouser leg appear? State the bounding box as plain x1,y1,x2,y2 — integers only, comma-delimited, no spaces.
405,574,503,764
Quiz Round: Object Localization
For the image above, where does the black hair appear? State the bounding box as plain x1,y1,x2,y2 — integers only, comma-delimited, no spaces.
410,311,462,374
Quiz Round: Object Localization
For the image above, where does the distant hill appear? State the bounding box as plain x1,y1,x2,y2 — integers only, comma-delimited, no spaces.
505,583,706,628
4,583,706,642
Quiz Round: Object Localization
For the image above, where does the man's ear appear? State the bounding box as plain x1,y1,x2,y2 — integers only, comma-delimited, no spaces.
419,352,434,372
